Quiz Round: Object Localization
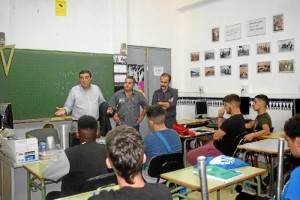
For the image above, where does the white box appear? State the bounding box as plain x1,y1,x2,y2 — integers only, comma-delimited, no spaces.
1,138,38,163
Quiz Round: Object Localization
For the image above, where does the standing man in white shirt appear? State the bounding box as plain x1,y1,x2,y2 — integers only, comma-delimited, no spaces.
55,70,106,145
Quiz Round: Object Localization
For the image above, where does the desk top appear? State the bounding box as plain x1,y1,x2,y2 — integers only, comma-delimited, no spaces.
237,138,289,154
259,131,284,139
179,127,215,138
160,166,266,193
23,160,51,179
57,185,119,200
177,118,209,125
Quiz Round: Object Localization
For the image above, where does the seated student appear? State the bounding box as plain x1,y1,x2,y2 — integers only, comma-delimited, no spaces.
244,94,272,141
89,125,172,200
43,123,54,128
236,114,300,200
187,94,245,165
45,115,109,199
142,105,181,182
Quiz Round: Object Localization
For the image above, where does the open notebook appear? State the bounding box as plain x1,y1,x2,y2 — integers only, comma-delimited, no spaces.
194,164,243,183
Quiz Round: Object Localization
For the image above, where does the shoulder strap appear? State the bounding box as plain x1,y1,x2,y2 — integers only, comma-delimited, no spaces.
155,132,173,153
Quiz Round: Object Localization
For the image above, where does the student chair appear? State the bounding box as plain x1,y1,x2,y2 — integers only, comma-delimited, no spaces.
79,172,117,193
26,128,60,146
147,152,184,183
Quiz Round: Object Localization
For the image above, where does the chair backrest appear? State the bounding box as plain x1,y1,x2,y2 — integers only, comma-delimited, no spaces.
148,152,184,183
231,132,248,157
26,128,60,145
79,172,118,193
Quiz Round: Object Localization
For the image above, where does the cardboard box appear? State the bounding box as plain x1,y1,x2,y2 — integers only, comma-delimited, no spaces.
1,137,38,163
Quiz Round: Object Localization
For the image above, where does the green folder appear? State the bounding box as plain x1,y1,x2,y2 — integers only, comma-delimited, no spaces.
194,165,244,183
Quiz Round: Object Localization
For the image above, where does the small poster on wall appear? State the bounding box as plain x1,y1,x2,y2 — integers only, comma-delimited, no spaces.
204,50,215,60
128,64,144,93
247,17,266,37
257,42,271,54
191,52,200,61
279,59,294,73
205,66,215,76
273,14,284,32
257,61,271,73
237,45,250,56
212,27,220,42
239,64,248,79
220,48,231,59
278,39,295,52
190,67,200,78
225,23,241,41
220,65,231,76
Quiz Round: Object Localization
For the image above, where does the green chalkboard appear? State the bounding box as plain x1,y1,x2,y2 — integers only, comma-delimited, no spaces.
0,49,114,120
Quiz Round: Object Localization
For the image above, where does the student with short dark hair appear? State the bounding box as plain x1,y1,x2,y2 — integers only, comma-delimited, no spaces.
89,125,172,200
187,94,245,165
244,94,272,141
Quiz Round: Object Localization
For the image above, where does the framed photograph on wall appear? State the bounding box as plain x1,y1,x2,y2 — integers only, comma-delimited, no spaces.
257,42,271,54
204,50,215,60
278,38,295,52
237,45,250,56
205,66,215,76
257,61,271,73
273,14,284,32
220,48,231,59
190,67,200,77
212,27,220,42
225,23,241,41
247,17,266,37
239,64,248,79
220,65,231,76
279,59,294,73
191,52,200,61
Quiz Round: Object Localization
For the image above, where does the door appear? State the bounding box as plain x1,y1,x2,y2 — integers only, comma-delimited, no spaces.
127,46,171,137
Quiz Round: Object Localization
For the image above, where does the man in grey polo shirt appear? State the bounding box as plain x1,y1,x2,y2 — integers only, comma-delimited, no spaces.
109,76,148,130
55,70,105,145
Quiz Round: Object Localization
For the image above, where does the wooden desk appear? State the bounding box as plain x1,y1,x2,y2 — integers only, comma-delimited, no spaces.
56,185,119,200
259,131,284,139
23,161,53,200
237,138,289,196
177,118,209,126
161,166,267,200
180,127,215,166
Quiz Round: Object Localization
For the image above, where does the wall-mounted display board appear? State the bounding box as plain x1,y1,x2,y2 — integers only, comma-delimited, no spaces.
0,49,113,120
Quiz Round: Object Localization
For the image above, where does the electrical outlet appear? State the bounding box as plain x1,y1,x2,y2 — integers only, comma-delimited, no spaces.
199,86,204,93
241,85,249,93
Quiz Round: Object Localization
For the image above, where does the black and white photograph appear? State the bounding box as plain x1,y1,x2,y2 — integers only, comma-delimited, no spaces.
257,42,271,54
273,14,284,32
278,38,295,52
257,61,271,73
220,48,231,59
191,52,200,61
220,65,231,76
190,67,200,78
279,59,294,73
204,50,215,60
127,64,144,83
113,54,127,64
212,27,219,42
239,64,248,79
237,45,250,56
205,66,215,76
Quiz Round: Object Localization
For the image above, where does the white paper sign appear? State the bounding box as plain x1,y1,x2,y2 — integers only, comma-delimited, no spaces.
247,18,266,37
225,23,241,41
153,66,164,76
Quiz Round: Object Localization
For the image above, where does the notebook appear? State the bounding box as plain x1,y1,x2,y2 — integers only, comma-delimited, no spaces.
194,165,244,183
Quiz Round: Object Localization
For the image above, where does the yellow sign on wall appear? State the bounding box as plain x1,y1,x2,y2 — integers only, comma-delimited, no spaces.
56,0,67,16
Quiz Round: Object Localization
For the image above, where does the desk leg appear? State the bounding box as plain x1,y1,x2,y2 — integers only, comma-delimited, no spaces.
183,139,188,167
27,171,31,200
216,190,220,200
41,180,46,200
269,155,275,196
